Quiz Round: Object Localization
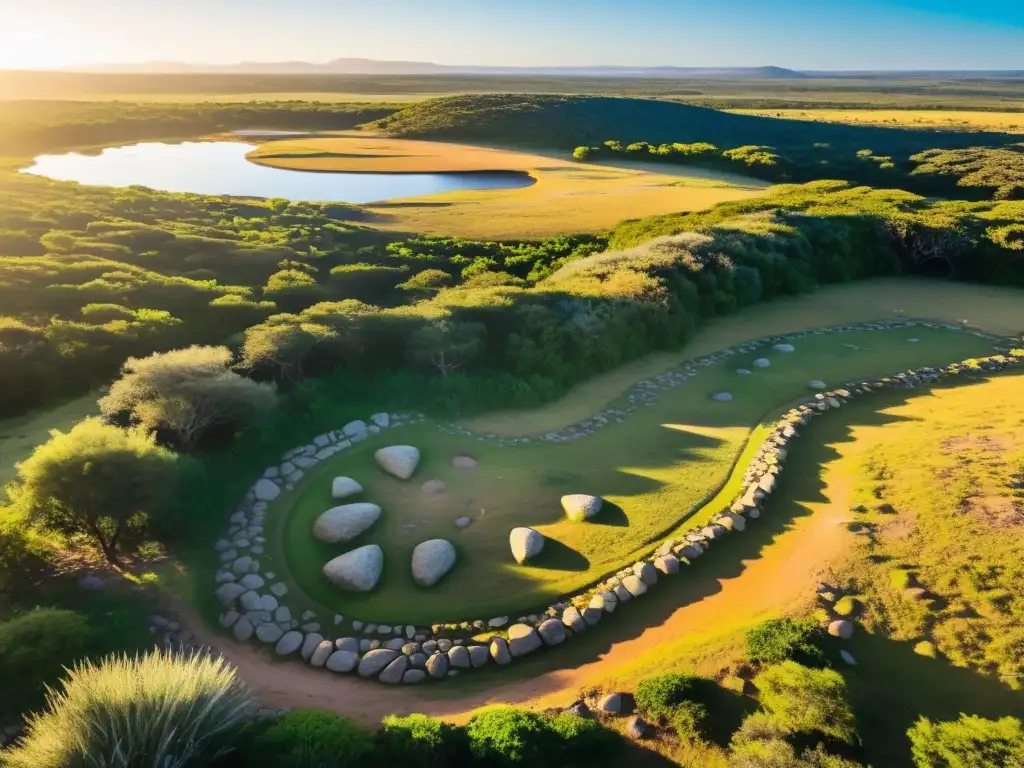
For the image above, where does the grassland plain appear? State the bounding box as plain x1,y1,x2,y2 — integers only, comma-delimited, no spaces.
263,325,993,625
245,135,768,238
730,108,1024,133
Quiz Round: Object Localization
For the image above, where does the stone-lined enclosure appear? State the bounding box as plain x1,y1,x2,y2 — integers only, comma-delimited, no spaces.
213,320,1019,685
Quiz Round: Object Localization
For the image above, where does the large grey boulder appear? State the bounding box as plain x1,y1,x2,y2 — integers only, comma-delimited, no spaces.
828,619,855,640
426,652,449,678
509,527,544,564
469,645,490,668
508,624,543,657
448,646,471,669
562,606,586,633
358,649,400,677
216,583,246,607
331,477,363,500
597,693,622,714
325,650,359,673
538,619,566,646
310,641,334,668
323,545,384,592
379,656,409,684
622,575,648,597
633,562,659,586
232,617,254,642
561,494,603,522
275,631,303,656
253,479,281,502
411,539,457,587
490,637,512,665
255,623,284,644
301,633,324,661
753,358,771,368
313,504,381,543
375,445,421,480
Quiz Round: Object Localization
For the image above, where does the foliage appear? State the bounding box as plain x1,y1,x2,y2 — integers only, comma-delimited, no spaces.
247,709,375,768
756,662,857,744
572,145,593,161
466,707,557,766
833,597,857,617
548,713,622,761
10,418,178,562
746,618,829,667
1,649,254,768
911,144,1024,200
99,346,278,450
907,715,1024,768
407,319,486,377
0,609,91,718
375,714,471,768
634,672,705,724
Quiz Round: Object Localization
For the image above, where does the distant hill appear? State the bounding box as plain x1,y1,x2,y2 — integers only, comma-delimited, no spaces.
72,59,807,78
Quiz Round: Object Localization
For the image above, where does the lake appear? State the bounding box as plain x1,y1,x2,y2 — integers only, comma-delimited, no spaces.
20,141,535,203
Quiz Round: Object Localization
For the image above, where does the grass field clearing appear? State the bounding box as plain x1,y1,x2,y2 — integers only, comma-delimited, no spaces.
246,135,768,238
264,326,993,625
729,108,1024,133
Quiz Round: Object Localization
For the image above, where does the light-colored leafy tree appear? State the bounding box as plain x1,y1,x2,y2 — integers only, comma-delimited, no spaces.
756,662,857,744
99,346,277,450
241,319,338,383
407,319,485,377
908,714,1024,768
11,418,177,563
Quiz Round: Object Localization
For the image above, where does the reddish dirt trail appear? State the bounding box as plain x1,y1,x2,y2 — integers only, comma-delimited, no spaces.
183,467,853,727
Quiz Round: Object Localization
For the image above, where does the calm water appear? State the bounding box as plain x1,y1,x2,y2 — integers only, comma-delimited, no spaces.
21,141,534,203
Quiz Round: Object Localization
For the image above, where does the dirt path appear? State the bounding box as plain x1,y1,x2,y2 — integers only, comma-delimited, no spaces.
182,465,853,726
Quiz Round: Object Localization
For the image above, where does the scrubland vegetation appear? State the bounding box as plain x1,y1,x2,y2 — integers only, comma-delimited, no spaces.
1,81,1024,766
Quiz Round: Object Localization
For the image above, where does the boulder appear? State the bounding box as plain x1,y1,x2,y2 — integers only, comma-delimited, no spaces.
753,358,771,368
490,637,512,665
358,649,400,678
595,591,618,612
426,652,449,679
452,455,478,470
828,620,854,640
627,716,653,739
232,617,254,642
313,503,382,544
773,343,795,352
468,645,490,668
582,607,602,627
331,477,363,500
301,633,323,661
275,631,303,656
613,584,632,603
840,650,857,666
239,591,262,613
375,445,421,480
323,545,384,592
597,693,622,714
255,623,284,644
411,539,457,587
633,562,658,586
325,650,359,673
808,380,827,390
421,479,447,495
310,641,334,668
239,574,264,591
371,413,390,428
336,637,359,653
379,656,409,684
735,368,752,376
258,595,278,612
343,420,368,439
231,556,255,576
712,392,734,403
622,575,648,598
538,619,566,646
253,479,281,502
654,555,680,575
561,494,603,522
216,583,246,607
448,646,471,669
562,606,587,633
509,527,544,564
507,624,542,657
403,669,427,684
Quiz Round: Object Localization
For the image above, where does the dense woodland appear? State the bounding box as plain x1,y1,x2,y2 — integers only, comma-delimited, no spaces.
1,90,1024,767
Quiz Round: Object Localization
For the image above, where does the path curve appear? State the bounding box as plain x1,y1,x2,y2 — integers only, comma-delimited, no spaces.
181,461,853,726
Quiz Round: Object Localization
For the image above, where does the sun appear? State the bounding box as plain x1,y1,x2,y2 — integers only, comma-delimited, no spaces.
0,14,86,70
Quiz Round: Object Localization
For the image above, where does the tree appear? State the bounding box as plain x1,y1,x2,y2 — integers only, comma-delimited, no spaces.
756,662,857,744
407,319,485,377
241,319,339,384
908,715,1024,768
12,418,178,563
99,346,277,450
572,146,593,162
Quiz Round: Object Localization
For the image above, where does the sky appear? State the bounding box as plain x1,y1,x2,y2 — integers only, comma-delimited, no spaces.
0,0,1022,71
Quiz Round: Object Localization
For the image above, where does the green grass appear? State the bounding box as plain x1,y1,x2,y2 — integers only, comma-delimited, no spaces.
263,325,994,625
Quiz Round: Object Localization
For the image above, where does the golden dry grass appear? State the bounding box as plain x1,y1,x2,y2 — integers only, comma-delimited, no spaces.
728,108,1024,133
463,277,1024,436
246,135,769,239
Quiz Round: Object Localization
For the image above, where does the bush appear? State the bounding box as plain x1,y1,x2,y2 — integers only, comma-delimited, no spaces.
0,608,91,717
746,618,828,667
248,709,374,768
670,700,709,742
375,714,470,767
2,649,253,768
466,707,556,766
756,662,857,744
907,714,1024,768
634,672,704,724
548,713,621,761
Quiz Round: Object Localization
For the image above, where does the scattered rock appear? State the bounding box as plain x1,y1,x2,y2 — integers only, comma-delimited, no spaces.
753,358,771,368
256,623,285,644
331,477,363,500
735,368,752,375
773,343,795,353
808,380,827,390
323,545,384,592
452,455,478,470
275,631,303,656
509,527,544,564
358,649,400,678
712,392,734,402
840,650,857,666
538,619,566,645
375,445,421,480
326,650,359,673
411,539,457,587
421,479,447,495
627,716,653,739
371,412,390,428
78,574,106,591
622,574,648,598
597,693,622,714
828,619,855,640
454,516,472,529
907,338,920,343
507,624,543,657
313,503,382,543
561,494,603,522
253,479,281,502
448,646,471,669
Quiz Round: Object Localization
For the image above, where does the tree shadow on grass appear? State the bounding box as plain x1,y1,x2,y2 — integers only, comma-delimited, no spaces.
531,538,591,572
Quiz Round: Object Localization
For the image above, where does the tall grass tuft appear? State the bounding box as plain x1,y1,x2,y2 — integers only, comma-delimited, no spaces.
1,648,254,768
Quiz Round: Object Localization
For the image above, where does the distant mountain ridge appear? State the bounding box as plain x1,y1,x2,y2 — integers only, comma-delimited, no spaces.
70,59,808,78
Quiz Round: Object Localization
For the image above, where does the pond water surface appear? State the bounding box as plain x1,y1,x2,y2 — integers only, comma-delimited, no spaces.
21,141,534,203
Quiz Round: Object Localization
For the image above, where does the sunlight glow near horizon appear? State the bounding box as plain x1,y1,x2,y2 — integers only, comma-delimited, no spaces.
0,0,1021,71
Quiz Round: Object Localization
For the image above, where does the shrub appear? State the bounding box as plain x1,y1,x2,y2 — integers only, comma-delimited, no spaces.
746,617,828,667
466,707,556,766
907,714,1024,768
548,713,621,761
756,662,857,744
2,649,253,768
375,714,470,767
634,672,704,724
572,146,593,162
0,608,91,717
248,709,374,768
670,700,709,742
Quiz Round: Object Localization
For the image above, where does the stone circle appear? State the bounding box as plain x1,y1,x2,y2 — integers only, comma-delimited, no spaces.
375,445,421,480
323,545,384,592
411,539,457,587
312,503,381,543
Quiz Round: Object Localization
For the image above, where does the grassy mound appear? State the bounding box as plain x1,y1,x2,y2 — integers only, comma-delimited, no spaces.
265,326,993,624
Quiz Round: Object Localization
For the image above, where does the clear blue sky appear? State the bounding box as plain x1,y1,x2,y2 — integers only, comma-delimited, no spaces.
2,0,1022,70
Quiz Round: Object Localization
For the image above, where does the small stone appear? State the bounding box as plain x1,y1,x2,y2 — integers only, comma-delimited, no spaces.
253,479,281,502
597,693,622,714
828,620,855,640
216,583,246,607
301,633,324,661
331,477,364,500
453,455,477,470
455,516,472,529
809,380,827,390
562,606,586,633
735,368,752,375
654,555,680,575
270,583,288,597
468,645,489,668
379,656,410,684
403,669,427,684
582,607,602,626
510,527,544,564
313,503,382,543
622,574,648,597
627,716,653,739
371,412,390,428
233,617,254,642
219,610,240,628
840,650,857,666
633,562,658,586
712,392,734,402
259,594,278,612
448,646,471,669
753,358,771,368
310,641,334,667
421,479,447,495
256,623,285,644
773,343,795,353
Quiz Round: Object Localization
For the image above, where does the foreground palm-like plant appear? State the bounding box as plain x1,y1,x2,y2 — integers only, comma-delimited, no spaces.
1,648,254,768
